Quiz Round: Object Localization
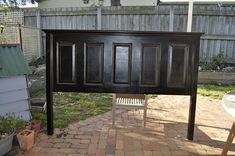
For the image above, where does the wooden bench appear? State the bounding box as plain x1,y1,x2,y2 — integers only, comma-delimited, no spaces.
112,94,148,127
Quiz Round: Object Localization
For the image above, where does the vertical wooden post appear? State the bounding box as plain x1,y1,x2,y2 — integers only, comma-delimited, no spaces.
187,92,197,140
187,39,200,140
187,0,194,32
143,95,148,128
36,10,41,29
97,7,102,30
46,33,54,135
18,24,23,51
112,94,116,128
222,122,235,155
36,9,42,58
169,6,174,32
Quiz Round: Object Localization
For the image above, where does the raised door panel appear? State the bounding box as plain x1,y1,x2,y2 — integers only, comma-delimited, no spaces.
50,32,200,94
56,42,76,85
167,44,189,88
140,44,161,87
113,44,132,85
84,43,104,85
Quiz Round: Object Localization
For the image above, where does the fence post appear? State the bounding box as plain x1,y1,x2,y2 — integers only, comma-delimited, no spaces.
187,0,194,32
36,10,41,29
18,24,23,51
36,9,43,57
97,7,102,30
169,6,174,32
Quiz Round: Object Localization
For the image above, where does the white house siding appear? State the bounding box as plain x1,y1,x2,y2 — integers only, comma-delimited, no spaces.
0,75,31,120
39,0,111,8
121,0,158,6
38,0,157,8
38,0,235,9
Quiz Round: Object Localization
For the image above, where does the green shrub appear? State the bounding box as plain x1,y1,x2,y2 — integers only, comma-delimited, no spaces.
201,52,226,70
0,113,26,138
0,37,7,43
32,112,47,122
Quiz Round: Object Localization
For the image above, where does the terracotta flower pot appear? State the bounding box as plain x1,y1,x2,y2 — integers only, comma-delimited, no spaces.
31,120,41,135
25,122,32,130
16,129,34,150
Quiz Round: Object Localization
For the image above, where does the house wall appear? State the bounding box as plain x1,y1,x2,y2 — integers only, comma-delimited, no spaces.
0,75,31,120
38,0,111,8
121,0,158,6
38,0,159,8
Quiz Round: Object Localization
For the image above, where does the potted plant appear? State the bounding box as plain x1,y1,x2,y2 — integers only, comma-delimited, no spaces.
0,113,25,155
25,122,32,130
30,120,42,136
16,129,34,150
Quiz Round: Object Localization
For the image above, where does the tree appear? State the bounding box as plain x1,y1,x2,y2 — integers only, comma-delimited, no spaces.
0,0,37,7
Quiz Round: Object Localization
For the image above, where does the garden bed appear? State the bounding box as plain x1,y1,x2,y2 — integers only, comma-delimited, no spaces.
198,71,235,84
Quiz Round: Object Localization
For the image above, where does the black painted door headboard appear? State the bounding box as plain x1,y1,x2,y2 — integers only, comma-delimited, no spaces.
43,30,202,140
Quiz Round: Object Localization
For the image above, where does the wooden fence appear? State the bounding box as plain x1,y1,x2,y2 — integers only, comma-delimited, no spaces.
19,5,235,62
0,10,24,25
1,25,41,62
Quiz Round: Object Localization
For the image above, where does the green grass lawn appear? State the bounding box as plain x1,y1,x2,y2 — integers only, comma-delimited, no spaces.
30,83,235,129
30,88,112,128
53,92,112,128
197,84,235,100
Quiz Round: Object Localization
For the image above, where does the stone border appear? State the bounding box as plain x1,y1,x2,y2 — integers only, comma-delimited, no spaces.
198,72,235,84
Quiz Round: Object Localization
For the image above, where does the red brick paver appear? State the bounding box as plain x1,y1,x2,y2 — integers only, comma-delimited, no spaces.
14,95,235,155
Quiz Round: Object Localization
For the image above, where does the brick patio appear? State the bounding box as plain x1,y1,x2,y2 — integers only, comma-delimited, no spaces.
12,95,235,155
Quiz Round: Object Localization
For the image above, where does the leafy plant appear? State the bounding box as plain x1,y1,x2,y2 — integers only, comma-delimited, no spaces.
0,24,4,33
0,36,7,44
200,52,226,71
0,0,37,7
0,113,26,140
213,52,226,65
32,112,46,122
0,24,8,44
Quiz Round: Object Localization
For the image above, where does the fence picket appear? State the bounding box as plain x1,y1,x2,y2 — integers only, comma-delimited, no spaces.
1,5,235,63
